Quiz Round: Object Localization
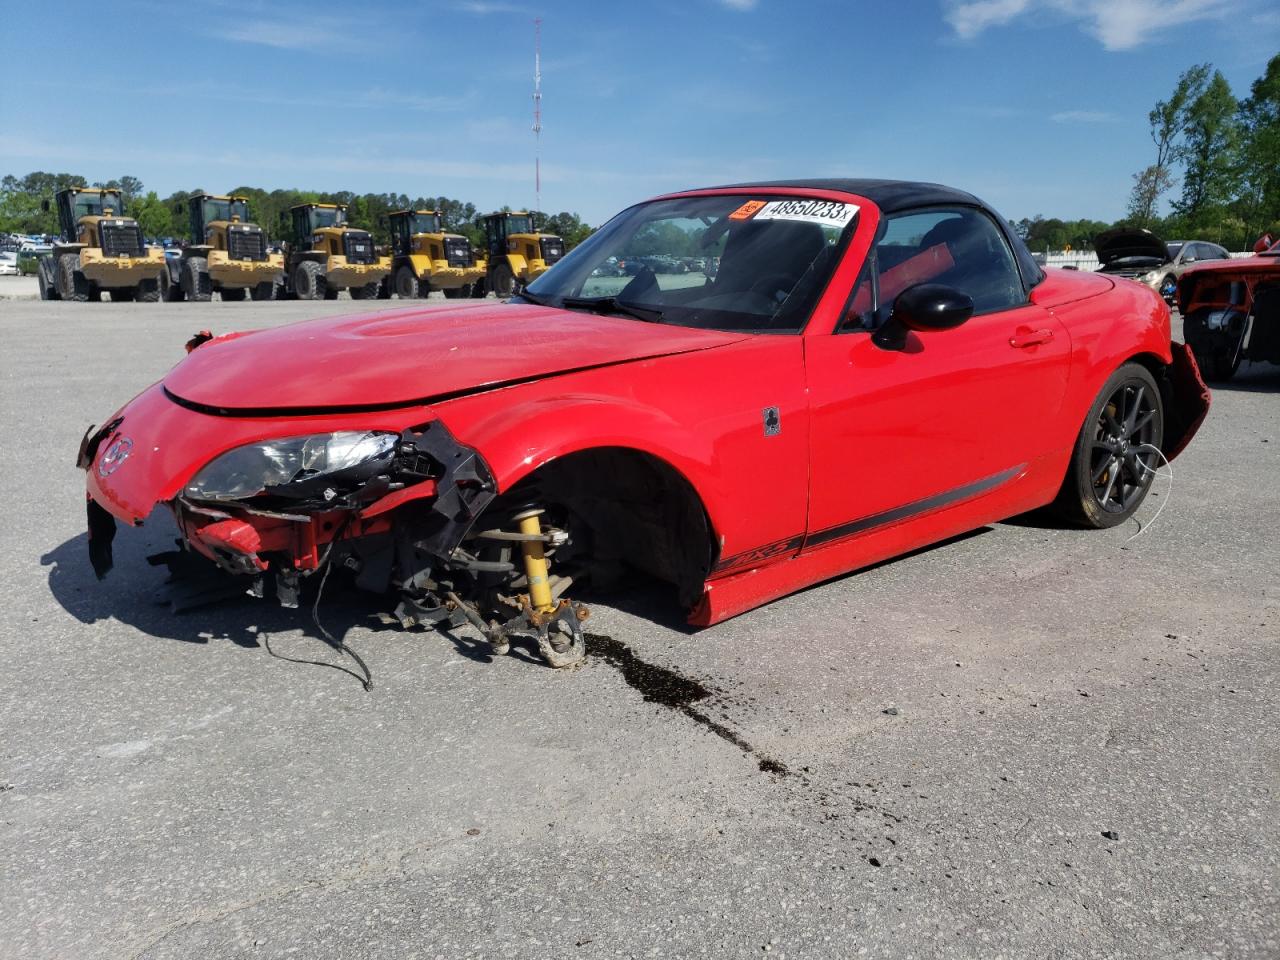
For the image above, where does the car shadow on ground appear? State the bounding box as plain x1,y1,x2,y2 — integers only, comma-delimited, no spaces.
37,530,559,673
1207,364,1280,393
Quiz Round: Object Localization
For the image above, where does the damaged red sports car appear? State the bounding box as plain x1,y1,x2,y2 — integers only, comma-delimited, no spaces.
80,180,1210,669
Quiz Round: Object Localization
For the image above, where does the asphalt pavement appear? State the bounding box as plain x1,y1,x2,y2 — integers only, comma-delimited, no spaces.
0,298,1276,959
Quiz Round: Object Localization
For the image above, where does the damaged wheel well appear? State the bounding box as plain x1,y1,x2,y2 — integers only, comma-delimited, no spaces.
499,447,716,608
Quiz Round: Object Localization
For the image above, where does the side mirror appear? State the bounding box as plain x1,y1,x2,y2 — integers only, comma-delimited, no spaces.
872,283,974,351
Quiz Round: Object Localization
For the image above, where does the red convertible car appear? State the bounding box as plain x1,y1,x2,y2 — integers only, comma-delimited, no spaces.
1177,236,1280,381
80,180,1209,669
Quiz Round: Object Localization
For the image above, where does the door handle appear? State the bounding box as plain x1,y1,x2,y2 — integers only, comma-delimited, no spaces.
1010,328,1054,348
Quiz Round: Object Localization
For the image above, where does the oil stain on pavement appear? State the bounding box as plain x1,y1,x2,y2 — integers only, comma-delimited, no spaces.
585,632,791,777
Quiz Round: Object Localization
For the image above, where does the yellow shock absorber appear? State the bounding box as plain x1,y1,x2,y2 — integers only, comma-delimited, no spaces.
512,508,555,613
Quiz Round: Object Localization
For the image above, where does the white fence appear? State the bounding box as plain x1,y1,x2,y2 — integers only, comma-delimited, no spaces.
1039,250,1253,272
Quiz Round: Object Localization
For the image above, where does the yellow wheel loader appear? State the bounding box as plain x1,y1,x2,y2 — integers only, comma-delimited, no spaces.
38,188,164,302
387,209,487,299
162,195,285,302
281,203,391,301
479,211,565,297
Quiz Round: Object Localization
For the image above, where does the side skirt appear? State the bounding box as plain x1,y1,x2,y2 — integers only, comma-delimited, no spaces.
689,460,1056,628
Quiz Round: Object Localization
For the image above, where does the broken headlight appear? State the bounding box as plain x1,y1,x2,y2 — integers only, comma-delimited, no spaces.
185,431,399,502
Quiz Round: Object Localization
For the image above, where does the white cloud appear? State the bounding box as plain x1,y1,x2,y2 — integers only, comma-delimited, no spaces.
945,0,1031,39
719,0,759,10
944,0,1242,50
1051,109,1120,123
455,1,526,12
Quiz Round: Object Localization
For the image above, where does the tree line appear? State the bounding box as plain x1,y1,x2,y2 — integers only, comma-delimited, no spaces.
0,173,596,249
1018,53,1279,254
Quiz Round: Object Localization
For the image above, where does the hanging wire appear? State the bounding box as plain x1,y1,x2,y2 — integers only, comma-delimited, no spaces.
1126,443,1174,542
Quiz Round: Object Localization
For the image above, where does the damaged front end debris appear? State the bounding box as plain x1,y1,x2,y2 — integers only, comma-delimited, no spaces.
79,416,590,670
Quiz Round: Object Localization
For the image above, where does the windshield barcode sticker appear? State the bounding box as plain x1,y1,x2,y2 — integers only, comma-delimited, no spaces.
752,200,858,228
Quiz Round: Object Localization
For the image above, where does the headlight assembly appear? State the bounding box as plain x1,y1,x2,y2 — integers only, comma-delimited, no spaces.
185,431,398,502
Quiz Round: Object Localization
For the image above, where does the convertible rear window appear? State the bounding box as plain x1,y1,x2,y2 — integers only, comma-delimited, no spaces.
522,194,858,333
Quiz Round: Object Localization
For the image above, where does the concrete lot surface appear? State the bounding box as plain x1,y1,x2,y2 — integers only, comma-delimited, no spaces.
0,299,1276,959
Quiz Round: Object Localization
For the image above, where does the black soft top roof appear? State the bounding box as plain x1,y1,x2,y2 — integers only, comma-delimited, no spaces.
707,177,1044,289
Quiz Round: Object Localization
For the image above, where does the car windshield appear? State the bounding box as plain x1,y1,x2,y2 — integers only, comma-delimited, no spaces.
310,207,346,228
203,198,249,223
408,212,442,234
522,194,858,333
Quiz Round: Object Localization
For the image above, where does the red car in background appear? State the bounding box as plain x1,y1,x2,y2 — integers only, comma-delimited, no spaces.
80,180,1209,671
1178,237,1280,381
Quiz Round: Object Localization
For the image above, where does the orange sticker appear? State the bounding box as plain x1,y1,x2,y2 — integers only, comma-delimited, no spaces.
729,200,767,221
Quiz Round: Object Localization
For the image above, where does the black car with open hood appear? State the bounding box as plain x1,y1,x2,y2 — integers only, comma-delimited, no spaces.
1094,228,1171,279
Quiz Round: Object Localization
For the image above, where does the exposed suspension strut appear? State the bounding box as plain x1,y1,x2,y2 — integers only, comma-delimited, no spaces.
487,506,589,668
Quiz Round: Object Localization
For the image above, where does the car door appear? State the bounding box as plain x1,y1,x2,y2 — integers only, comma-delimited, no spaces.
803,205,1071,548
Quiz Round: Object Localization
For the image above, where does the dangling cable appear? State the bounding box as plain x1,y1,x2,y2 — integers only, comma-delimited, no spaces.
1126,443,1174,542
263,517,373,691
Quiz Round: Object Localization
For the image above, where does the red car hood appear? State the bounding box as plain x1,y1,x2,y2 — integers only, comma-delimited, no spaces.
164,302,748,412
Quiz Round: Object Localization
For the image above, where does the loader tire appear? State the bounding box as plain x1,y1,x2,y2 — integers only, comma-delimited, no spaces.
136,278,161,303
251,281,278,301
220,286,247,302
491,263,516,298
293,260,325,301
59,254,89,302
38,265,59,300
394,265,421,299
183,257,211,302
349,282,379,300
161,268,185,301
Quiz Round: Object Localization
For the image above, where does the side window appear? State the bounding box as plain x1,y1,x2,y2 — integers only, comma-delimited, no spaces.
843,207,1026,330
1205,244,1228,261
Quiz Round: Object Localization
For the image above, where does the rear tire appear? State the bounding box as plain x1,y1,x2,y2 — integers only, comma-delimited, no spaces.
136,277,160,303
251,280,277,301
491,263,516,298
108,288,136,302
220,287,247,302
349,282,379,300
1053,363,1164,528
1159,274,1177,302
293,260,325,300
183,257,211,302
59,254,88,302
394,265,420,299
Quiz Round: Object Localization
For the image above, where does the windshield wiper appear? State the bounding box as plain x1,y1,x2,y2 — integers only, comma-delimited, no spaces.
560,296,664,324
513,290,550,306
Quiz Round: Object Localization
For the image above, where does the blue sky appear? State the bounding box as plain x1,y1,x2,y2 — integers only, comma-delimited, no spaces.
2,0,1277,225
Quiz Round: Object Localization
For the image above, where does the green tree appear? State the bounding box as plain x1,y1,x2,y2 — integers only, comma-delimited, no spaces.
128,191,171,239
1175,70,1242,224
1238,53,1280,239
1126,165,1175,227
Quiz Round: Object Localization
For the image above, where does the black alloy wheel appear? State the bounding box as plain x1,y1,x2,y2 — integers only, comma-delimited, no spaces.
1055,363,1164,528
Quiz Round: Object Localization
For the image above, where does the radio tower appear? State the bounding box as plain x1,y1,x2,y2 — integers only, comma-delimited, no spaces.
532,18,542,215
